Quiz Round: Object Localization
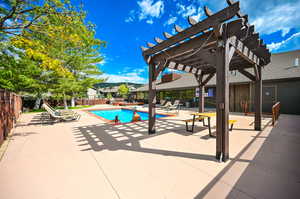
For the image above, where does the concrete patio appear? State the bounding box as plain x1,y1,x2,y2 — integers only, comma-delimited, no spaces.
0,105,299,199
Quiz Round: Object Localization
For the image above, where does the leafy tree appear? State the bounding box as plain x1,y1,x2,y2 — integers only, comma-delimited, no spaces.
106,92,112,99
0,0,106,109
0,0,66,37
118,84,129,98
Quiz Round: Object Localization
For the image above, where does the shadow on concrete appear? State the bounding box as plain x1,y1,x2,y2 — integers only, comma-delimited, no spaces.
16,113,79,127
10,132,38,138
194,115,300,198
73,119,218,162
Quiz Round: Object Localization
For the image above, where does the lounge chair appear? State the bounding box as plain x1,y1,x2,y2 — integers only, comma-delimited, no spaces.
165,100,181,112
159,101,172,109
42,104,80,121
43,103,76,115
156,99,167,108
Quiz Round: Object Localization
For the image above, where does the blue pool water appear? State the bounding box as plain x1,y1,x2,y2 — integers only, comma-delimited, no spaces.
90,109,168,123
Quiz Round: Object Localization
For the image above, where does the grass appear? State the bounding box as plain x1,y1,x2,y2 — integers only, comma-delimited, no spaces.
25,105,93,113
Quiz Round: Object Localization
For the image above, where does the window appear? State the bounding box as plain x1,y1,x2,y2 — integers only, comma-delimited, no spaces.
207,88,214,97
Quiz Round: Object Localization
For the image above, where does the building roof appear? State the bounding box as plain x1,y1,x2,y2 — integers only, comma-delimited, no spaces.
134,49,300,92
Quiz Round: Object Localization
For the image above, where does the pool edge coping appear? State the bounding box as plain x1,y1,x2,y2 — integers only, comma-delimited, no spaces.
83,107,176,125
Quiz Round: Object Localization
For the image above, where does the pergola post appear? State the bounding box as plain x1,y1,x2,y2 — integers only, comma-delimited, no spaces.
148,62,156,134
199,85,204,112
254,65,262,130
216,35,232,162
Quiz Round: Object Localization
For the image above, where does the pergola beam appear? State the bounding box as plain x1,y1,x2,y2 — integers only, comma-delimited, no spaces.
238,69,256,81
152,31,216,63
143,2,240,56
173,49,217,67
154,60,168,79
228,37,260,65
202,73,215,86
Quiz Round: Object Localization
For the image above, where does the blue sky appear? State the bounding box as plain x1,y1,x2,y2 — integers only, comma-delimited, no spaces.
81,0,300,84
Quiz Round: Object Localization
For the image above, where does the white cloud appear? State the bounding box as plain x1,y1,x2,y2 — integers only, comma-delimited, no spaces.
138,0,164,20
134,68,146,73
176,3,203,22
267,32,300,52
252,3,300,36
164,16,177,26
177,4,196,17
125,10,135,23
101,73,146,84
124,0,164,24
101,66,148,84
191,0,300,37
146,19,154,24
239,0,300,36
125,17,134,23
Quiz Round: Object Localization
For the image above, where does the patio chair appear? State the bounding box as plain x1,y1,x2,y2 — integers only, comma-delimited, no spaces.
165,100,181,112
156,99,167,108
42,104,80,121
43,103,76,115
159,101,172,109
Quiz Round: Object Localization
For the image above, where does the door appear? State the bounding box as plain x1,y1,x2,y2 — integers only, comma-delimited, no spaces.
262,86,277,113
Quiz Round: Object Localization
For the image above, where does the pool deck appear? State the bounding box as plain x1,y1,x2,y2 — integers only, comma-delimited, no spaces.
0,105,300,199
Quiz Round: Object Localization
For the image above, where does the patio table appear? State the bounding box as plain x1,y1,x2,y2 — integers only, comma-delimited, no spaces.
190,112,216,137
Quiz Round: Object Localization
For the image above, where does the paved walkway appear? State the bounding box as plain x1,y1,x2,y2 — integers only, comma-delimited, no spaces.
0,105,299,199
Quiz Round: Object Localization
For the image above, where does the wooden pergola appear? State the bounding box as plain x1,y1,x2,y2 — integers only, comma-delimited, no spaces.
141,0,271,162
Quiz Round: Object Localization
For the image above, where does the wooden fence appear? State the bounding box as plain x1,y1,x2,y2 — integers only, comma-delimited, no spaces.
76,99,108,105
0,89,22,146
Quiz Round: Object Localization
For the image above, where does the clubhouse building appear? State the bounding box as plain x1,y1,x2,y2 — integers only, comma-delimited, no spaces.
132,50,300,115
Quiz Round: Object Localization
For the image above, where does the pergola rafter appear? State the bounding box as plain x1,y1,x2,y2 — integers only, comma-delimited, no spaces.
141,0,271,162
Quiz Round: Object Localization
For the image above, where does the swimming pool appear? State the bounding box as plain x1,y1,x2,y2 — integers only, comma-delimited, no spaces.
89,109,169,123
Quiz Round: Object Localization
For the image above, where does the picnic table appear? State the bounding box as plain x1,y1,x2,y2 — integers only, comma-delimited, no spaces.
190,112,216,137
185,112,237,137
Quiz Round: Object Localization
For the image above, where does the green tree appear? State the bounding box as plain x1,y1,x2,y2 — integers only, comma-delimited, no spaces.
118,84,129,99
0,0,66,37
0,0,106,109
107,92,112,99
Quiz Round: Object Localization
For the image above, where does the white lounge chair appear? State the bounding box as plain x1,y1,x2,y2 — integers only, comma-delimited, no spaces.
159,101,172,109
165,100,181,112
156,99,167,108
42,104,80,121
44,103,76,115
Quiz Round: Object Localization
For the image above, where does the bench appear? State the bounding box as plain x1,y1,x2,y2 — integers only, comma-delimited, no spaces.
229,120,237,131
183,116,205,132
